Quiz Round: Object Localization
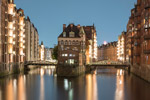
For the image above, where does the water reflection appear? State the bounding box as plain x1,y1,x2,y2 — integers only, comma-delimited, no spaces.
86,74,98,100
0,89,1,100
4,75,26,100
18,76,26,100
40,72,44,100
115,69,125,100
0,66,150,100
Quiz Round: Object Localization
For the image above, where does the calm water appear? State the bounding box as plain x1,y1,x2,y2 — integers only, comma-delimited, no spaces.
0,66,150,100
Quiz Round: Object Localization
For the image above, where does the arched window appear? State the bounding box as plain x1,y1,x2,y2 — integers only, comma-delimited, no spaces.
65,40,68,45
72,40,75,45
61,40,64,45
76,40,78,45
69,40,71,45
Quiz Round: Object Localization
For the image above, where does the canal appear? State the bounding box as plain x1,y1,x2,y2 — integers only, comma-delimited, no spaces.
0,66,150,100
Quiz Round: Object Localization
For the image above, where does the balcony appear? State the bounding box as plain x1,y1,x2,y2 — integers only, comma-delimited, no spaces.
144,50,150,54
134,35,140,39
144,25,150,29
134,42,140,46
145,4,150,9
8,14,13,22
134,53,140,56
144,34,150,40
136,20,141,24
135,12,141,17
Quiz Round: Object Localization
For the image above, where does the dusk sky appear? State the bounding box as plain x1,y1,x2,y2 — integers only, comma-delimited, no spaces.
15,0,136,47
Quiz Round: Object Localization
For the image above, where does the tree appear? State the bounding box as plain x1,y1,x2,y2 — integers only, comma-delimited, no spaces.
52,45,58,60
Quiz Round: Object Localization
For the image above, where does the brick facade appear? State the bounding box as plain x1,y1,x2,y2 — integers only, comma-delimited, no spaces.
98,41,117,61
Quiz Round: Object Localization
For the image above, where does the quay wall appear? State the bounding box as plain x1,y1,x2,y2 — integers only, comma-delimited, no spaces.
131,64,150,82
57,65,85,77
0,63,24,77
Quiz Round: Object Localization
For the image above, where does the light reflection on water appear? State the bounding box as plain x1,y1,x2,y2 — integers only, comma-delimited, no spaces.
0,66,150,100
115,69,125,100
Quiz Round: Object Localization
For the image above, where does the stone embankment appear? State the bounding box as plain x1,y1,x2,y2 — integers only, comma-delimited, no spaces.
0,63,24,77
131,65,150,82
56,64,86,76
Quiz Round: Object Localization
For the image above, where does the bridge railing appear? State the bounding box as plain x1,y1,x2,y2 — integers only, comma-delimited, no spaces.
25,61,57,65
88,60,129,66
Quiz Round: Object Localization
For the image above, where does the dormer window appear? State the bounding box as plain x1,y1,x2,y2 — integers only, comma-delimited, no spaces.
69,32,75,37
63,32,66,37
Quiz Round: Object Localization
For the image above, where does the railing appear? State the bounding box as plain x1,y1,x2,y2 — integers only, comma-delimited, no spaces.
144,34,150,40
144,50,150,54
135,12,141,17
134,35,140,39
134,53,140,56
145,4,150,9
88,60,128,66
25,61,57,65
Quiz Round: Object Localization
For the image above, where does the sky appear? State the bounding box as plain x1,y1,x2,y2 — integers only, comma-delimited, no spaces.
15,0,136,48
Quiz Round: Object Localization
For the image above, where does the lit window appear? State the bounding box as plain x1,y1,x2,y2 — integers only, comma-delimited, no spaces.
63,32,66,37
65,54,68,57
68,59,74,64
61,45,64,50
69,32,75,37
69,54,72,57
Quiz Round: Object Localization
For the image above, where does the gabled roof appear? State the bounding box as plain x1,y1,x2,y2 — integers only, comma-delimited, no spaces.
83,26,96,40
58,24,96,39
58,24,81,38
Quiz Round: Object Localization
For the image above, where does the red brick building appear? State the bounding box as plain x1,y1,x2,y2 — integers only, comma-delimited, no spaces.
58,24,86,66
98,41,117,61
126,0,150,82
58,24,98,65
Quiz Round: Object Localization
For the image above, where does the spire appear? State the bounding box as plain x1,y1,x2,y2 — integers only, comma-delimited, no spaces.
93,23,96,30
41,41,43,45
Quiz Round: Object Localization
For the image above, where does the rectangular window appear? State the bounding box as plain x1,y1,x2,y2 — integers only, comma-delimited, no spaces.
69,54,72,57
69,32,75,37
63,32,66,37
65,54,68,57
68,59,74,64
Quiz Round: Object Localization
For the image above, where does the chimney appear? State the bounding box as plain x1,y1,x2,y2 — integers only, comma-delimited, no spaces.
70,23,73,31
77,24,80,29
63,24,66,32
